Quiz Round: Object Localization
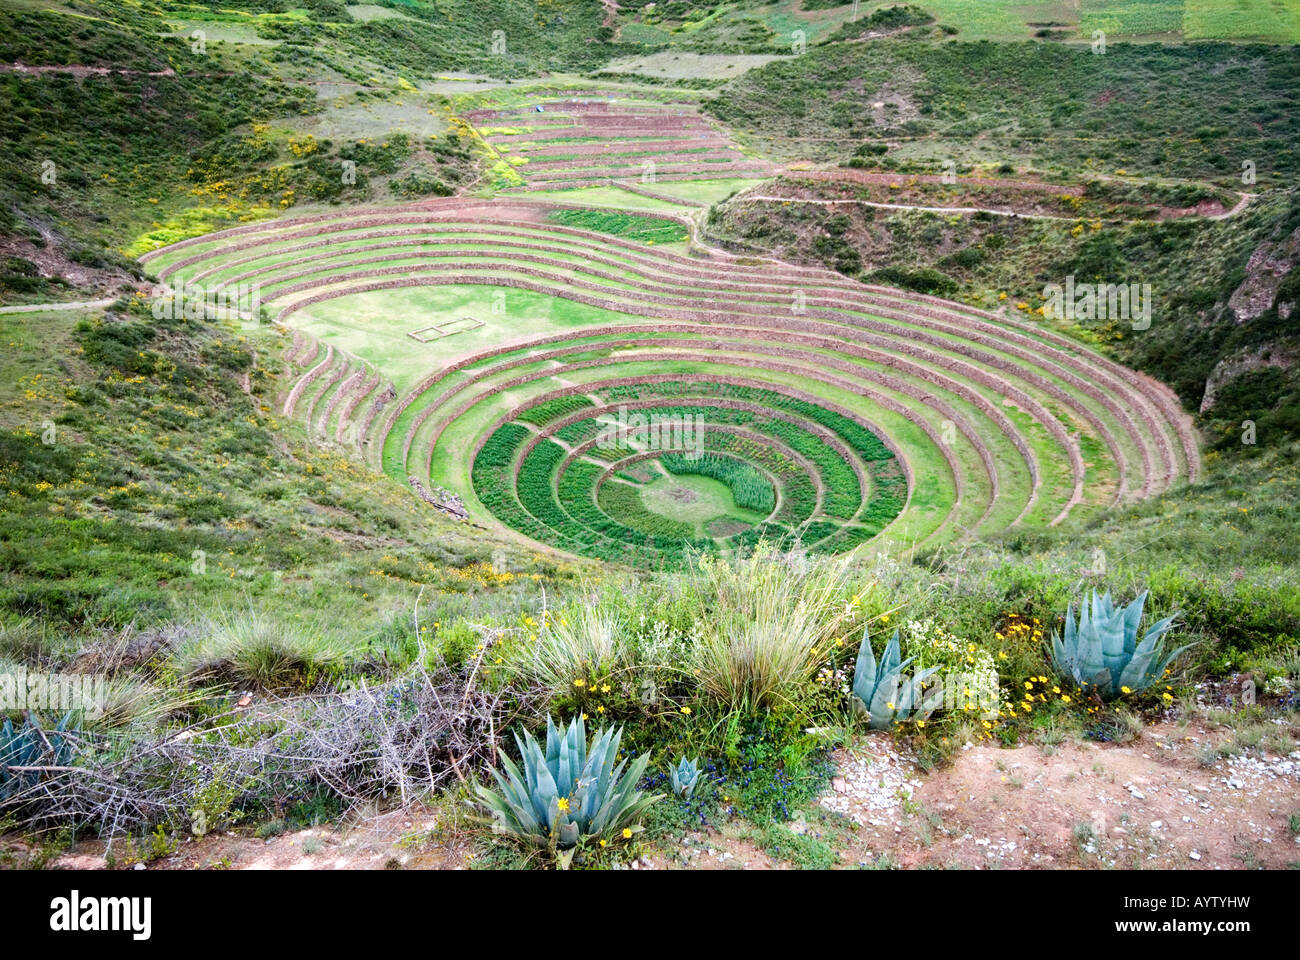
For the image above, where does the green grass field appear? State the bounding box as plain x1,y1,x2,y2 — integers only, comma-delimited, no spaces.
1184,0,1300,41
600,51,793,79
296,283,645,393
512,185,699,213
633,178,768,206
636,469,769,536
626,0,1300,44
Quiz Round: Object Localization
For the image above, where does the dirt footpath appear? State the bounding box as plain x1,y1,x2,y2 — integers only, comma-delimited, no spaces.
818,722,1299,869
53,807,469,871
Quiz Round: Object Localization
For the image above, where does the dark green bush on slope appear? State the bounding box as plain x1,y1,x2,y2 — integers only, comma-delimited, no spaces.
708,40,1300,183
0,8,318,261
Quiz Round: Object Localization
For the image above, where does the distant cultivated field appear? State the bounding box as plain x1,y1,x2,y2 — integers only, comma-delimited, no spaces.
466,96,775,189
1183,0,1300,41
280,96,449,143
601,51,793,80
745,0,1300,42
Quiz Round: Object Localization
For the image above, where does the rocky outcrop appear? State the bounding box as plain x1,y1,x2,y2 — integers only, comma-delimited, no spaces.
1201,343,1300,414
1228,225,1300,324
408,477,469,520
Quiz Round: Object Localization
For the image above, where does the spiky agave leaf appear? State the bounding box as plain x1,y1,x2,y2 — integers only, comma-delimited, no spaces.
1076,597,1109,687
478,751,544,840
896,664,942,717
1,712,77,802
1049,590,1187,699
1120,591,1147,654
1093,592,1131,683
518,728,561,828
878,629,902,688
471,716,662,858
1050,602,1075,680
591,751,658,834
576,726,618,826
852,628,937,729
852,625,878,702
670,755,701,797
1117,613,1188,693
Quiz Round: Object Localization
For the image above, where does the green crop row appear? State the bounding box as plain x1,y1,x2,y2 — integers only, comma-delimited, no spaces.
661,451,776,514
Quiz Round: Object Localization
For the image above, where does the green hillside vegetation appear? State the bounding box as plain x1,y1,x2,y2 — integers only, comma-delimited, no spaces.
251,0,619,78
0,0,1297,872
708,38,1300,184
0,299,572,633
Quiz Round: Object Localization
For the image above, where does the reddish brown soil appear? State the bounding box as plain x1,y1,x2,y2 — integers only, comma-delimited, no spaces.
650,719,1300,871
38,720,1296,871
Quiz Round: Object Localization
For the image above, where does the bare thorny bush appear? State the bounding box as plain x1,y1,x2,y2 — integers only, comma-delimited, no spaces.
2,607,545,854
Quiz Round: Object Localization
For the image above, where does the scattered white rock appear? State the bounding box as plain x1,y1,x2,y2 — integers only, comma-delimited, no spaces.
818,736,920,826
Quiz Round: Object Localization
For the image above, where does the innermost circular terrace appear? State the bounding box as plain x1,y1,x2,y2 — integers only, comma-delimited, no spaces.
140,197,1200,563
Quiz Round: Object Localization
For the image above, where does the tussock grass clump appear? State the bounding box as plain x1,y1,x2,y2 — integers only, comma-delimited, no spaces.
510,599,625,696
0,618,61,665
174,611,344,691
91,676,201,734
690,546,872,713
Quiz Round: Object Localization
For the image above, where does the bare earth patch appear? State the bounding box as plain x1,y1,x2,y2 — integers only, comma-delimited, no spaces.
652,720,1299,871
706,518,751,537
49,807,467,871
822,721,1300,869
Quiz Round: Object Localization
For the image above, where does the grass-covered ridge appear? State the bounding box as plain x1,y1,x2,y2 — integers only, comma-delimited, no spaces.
708,38,1300,185
0,298,573,634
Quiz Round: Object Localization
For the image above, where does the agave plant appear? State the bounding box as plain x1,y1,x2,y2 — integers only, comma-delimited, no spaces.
474,716,661,867
0,712,75,803
1049,590,1189,701
669,755,701,799
851,628,940,730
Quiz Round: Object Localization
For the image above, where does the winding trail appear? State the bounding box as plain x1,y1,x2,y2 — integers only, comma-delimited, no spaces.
0,298,116,314
741,194,1085,221
739,189,1255,224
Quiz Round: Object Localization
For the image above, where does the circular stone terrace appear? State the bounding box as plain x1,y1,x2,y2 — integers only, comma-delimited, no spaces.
140,197,1199,566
